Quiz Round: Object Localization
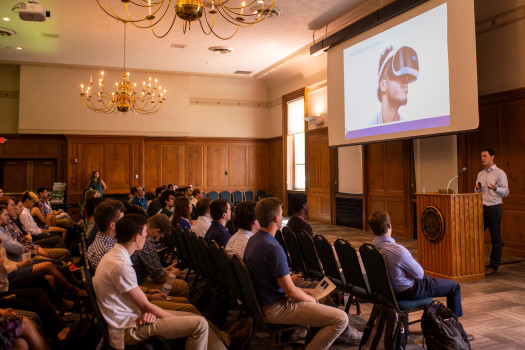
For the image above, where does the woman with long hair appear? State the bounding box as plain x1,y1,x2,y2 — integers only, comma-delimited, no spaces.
88,171,106,198
171,197,192,231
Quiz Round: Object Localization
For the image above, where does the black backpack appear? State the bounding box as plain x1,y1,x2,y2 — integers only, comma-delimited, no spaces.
421,301,470,350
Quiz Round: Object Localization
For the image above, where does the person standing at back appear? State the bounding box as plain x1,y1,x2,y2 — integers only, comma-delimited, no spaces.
88,171,107,198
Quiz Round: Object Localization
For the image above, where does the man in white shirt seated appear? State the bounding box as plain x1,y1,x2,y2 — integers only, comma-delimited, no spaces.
190,198,212,237
225,201,258,259
93,213,227,350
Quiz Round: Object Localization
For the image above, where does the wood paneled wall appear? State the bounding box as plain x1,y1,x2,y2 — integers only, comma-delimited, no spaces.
305,128,334,224
143,138,268,193
363,140,413,238
66,136,272,203
458,88,525,257
267,137,284,201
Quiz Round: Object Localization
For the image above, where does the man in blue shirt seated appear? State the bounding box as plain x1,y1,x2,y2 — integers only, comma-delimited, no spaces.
244,197,358,350
204,199,231,247
131,186,148,211
369,210,463,317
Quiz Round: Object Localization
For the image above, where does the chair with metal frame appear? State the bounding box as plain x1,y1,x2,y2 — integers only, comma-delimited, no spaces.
231,254,310,349
359,243,433,335
281,226,307,274
295,229,325,281
333,238,371,314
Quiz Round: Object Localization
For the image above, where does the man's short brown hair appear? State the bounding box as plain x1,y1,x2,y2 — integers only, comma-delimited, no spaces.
195,198,212,217
148,214,171,237
94,199,125,232
368,210,391,236
255,197,282,228
192,187,202,197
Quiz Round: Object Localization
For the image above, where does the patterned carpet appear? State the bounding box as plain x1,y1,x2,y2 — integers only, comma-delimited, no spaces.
250,219,525,349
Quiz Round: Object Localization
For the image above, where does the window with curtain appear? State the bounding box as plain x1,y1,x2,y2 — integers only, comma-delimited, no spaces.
287,97,305,191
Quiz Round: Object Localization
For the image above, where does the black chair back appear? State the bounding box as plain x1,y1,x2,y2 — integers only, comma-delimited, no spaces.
196,235,218,286
313,234,345,288
219,191,231,203
359,243,400,309
281,226,306,274
207,191,219,200
274,230,287,256
179,227,199,276
334,238,370,298
256,190,266,200
295,229,324,280
81,267,110,348
232,191,243,205
244,190,254,201
209,241,239,299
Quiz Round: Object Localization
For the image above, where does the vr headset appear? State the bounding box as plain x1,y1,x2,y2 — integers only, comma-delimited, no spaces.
378,46,419,83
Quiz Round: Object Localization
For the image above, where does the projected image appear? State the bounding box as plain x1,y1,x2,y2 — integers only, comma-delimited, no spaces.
343,4,450,139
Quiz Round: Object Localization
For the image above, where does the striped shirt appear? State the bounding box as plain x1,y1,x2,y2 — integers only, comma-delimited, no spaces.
88,234,116,272
225,229,254,259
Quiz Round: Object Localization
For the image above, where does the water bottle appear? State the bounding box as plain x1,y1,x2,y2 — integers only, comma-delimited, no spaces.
161,273,176,294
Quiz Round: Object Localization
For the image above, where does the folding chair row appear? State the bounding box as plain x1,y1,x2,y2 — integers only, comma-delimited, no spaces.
205,190,261,204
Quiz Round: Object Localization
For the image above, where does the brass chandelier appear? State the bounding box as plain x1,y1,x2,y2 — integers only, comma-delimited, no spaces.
96,0,278,40
80,22,166,114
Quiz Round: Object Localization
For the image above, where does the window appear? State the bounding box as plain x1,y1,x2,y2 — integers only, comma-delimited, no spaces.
287,97,305,190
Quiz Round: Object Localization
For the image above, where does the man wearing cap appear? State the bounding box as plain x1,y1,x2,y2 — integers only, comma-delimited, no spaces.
375,45,419,124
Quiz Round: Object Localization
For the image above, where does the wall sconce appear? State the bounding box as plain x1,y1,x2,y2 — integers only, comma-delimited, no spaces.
304,113,325,125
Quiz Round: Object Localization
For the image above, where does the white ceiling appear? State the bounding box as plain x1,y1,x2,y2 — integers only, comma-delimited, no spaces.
0,0,385,77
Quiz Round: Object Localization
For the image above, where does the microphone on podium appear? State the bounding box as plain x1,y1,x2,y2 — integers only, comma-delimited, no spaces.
447,167,467,194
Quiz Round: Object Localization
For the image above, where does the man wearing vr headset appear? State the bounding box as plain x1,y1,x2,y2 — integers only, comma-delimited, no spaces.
376,45,419,124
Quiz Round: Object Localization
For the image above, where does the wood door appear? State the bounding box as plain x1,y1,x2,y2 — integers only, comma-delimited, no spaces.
205,145,227,189
32,160,57,191
305,128,334,224
2,160,29,193
364,140,412,238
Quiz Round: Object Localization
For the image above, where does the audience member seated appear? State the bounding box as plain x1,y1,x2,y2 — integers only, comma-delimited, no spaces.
79,197,104,242
182,186,192,199
146,186,166,217
18,193,67,249
0,197,70,263
37,187,75,227
0,308,50,350
368,210,464,318
244,197,360,350
87,200,125,272
204,199,231,247
171,197,192,231
167,184,176,191
190,188,203,208
191,198,212,237
93,214,228,350
131,215,188,299
158,190,176,218
22,192,67,241
286,193,314,237
225,201,258,259
131,186,148,211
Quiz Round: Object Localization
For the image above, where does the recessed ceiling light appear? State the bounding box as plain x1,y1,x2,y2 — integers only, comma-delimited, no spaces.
16,46,22,50
2,17,10,21
208,46,233,54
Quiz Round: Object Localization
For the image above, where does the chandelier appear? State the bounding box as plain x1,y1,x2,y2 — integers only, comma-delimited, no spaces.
96,0,279,40
80,22,166,114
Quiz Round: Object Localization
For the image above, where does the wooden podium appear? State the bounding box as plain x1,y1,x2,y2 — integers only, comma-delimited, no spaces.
416,193,484,282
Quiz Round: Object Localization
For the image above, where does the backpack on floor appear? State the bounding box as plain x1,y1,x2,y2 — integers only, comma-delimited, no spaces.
421,301,470,350
360,304,407,350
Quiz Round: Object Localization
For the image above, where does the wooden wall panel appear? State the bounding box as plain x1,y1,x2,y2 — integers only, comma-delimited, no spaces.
144,143,159,191
364,140,412,238
81,143,105,190
206,145,227,188
107,144,132,191
306,128,333,224
183,145,204,188
248,145,268,189
160,144,181,187
229,145,247,186
268,138,283,201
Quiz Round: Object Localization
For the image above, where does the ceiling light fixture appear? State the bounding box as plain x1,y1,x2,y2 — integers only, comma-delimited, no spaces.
2,17,10,21
96,0,279,40
15,46,22,50
80,22,166,115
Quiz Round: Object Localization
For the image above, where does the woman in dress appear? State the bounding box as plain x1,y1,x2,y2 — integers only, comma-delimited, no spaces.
88,171,106,198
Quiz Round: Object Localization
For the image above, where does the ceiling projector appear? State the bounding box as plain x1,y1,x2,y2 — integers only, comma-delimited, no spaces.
19,1,50,22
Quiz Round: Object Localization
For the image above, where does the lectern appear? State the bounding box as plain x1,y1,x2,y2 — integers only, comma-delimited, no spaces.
416,193,484,282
